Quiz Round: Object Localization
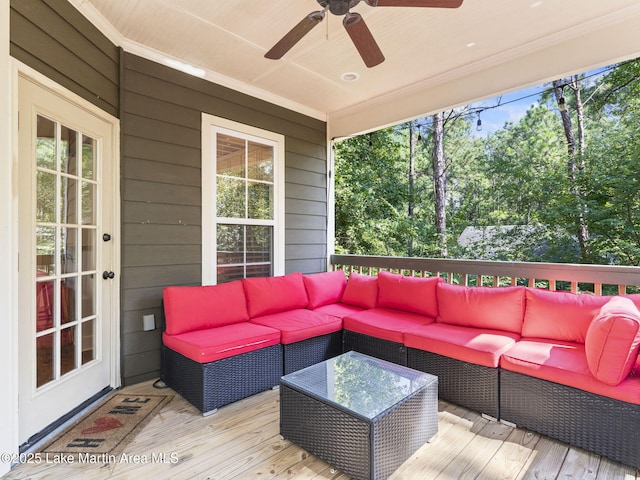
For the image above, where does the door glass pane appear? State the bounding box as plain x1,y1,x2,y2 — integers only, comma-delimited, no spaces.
36,116,56,170
36,171,56,223
61,126,77,176
217,133,245,177
61,227,78,274
248,142,273,182
216,177,245,218
60,277,76,325
82,229,96,271
60,325,76,376
36,226,56,275
81,134,96,180
82,274,96,318
60,176,78,224
81,181,95,225
248,182,273,220
36,334,54,388
36,279,55,332
82,319,95,364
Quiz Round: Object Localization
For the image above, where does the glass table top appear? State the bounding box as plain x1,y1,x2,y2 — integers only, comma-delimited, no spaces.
280,351,437,420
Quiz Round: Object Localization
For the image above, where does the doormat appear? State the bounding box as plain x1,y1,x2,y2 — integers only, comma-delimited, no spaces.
40,393,172,460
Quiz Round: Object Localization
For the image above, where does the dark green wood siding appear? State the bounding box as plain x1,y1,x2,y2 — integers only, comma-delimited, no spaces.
10,0,120,117
121,53,328,385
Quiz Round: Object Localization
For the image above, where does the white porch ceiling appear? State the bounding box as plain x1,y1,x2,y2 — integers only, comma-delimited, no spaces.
70,0,640,137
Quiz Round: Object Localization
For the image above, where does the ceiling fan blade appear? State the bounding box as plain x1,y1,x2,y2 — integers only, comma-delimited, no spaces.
343,13,385,68
366,0,463,7
265,12,325,60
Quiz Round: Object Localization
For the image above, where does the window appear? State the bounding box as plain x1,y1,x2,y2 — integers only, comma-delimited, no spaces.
202,115,285,284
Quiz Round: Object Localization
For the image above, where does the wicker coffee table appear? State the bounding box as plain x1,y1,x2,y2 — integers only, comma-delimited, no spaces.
279,351,438,480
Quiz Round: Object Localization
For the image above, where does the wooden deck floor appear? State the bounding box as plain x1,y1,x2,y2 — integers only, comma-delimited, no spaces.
5,380,639,480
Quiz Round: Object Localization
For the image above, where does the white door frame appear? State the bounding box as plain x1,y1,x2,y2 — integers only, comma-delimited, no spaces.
1,0,18,475
12,61,121,448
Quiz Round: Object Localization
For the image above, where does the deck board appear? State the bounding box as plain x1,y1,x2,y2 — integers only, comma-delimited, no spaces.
4,380,638,480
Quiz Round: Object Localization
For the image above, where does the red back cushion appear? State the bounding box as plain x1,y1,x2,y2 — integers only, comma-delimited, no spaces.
243,272,308,318
585,296,640,385
436,283,526,334
303,270,347,309
341,272,378,309
163,281,249,335
377,271,442,318
522,288,610,343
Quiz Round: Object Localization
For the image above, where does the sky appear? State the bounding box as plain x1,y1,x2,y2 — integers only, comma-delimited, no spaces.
466,66,611,138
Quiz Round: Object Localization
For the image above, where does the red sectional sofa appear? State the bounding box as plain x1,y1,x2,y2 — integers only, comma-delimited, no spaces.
162,270,640,469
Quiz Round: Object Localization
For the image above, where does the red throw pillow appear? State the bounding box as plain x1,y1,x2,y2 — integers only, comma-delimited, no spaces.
303,270,347,309
243,272,308,318
436,283,526,334
163,281,249,335
377,271,442,318
341,272,378,309
522,288,610,343
585,296,640,385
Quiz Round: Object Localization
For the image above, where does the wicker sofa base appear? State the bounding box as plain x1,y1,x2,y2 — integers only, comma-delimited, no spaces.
500,369,640,469
283,331,343,375
343,330,408,366
407,348,499,419
162,344,283,415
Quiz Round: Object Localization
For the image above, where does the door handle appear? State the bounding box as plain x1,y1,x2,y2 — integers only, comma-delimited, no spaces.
102,271,115,280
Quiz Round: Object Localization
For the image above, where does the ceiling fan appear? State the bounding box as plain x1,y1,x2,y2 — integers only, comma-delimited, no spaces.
264,0,464,68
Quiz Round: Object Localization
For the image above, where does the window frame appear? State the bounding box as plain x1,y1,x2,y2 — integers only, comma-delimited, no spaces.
201,114,285,285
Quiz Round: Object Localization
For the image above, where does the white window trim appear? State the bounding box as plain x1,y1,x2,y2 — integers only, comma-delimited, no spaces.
201,114,285,285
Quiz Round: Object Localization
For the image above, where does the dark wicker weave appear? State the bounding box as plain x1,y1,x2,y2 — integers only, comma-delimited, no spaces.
500,369,640,469
280,369,438,479
162,344,282,415
407,348,499,419
283,331,343,374
343,330,408,366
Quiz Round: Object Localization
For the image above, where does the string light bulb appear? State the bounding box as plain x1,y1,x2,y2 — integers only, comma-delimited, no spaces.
476,114,482,131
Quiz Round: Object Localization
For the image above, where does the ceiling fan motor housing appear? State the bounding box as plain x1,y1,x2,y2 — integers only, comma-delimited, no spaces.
317,0,362,16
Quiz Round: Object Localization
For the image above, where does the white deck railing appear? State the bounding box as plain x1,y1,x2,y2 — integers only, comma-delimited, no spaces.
330,254,640,295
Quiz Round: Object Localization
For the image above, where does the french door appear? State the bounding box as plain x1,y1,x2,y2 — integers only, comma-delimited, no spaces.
17,74,118,444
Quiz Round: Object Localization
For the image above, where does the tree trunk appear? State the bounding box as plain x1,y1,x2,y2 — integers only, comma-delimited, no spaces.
553,78,590,261
432,112,447,257
408,121,416,256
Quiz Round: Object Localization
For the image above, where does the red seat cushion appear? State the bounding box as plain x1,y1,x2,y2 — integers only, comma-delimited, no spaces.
303,270,347,309
312,302,365,319
163,281,249,335
343,307,435,343
521,288,610,343
404,323,519,368
162,322,280,363
341,272,378,309
436,283,525,334
500,339,640,404
243,272,308,318
249,309,342,344
377,271,442,318
585,296,640,385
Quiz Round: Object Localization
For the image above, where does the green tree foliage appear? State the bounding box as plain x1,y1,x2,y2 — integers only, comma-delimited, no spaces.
334,59,640,265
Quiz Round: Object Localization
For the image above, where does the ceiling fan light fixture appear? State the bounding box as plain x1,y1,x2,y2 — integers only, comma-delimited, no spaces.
266,0,463,65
